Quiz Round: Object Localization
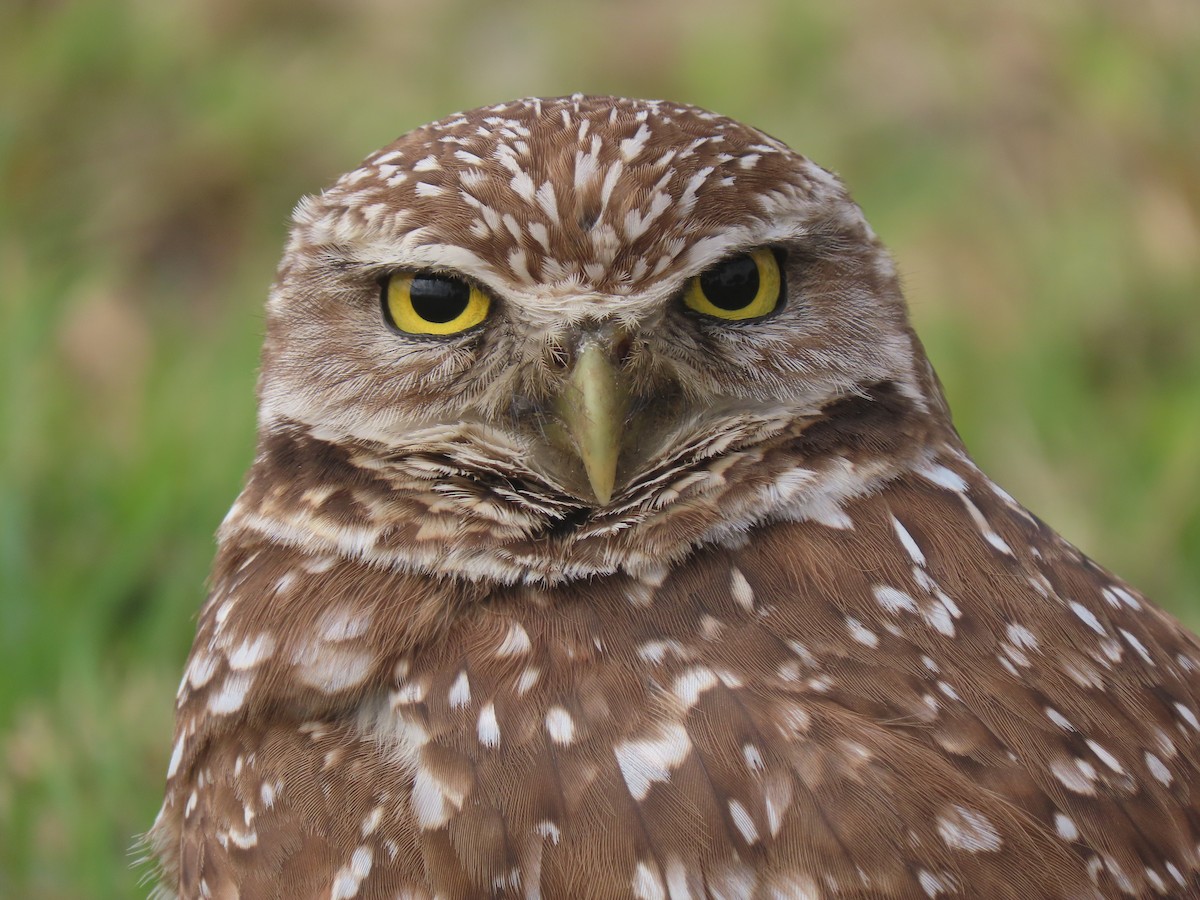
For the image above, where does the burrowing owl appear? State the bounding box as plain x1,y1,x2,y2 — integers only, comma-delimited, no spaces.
150,95,1200,898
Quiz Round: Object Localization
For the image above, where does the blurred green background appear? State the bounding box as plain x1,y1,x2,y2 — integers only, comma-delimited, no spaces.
1,0,1198,895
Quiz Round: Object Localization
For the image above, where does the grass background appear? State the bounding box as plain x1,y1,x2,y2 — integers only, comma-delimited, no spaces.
1,0,1197,895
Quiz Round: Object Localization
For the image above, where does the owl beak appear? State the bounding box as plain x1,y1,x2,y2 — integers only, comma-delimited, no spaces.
556,336,629,506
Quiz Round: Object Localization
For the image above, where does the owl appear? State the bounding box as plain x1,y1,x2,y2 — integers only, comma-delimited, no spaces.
150,95,1200,899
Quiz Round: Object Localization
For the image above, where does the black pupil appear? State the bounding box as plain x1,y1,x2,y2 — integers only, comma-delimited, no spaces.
699,255,760,310
410,276,471,323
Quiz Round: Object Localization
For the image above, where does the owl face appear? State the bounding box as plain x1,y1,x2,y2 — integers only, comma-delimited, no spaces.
241,96,941,583
234,93,945,585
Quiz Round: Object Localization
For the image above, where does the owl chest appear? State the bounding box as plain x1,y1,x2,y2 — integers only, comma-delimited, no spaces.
181,497,1195,897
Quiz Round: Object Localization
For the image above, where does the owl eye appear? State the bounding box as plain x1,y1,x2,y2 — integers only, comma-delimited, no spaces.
382,272,491,336
683,247,783,321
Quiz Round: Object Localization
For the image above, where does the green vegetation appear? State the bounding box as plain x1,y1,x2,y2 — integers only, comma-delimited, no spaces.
1,1,1197,895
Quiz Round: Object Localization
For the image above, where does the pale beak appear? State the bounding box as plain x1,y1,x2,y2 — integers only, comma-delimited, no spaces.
556,335,629,505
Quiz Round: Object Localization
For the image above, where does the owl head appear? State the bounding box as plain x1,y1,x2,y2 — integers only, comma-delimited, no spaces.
235,95,949,584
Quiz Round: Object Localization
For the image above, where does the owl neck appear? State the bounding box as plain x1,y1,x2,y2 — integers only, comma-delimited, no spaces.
220,381,952,585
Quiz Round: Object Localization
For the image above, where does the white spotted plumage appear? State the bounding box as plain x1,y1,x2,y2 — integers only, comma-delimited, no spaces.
149,95,1200,898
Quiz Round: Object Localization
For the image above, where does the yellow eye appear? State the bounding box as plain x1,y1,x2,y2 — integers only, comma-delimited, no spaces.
383,272,491,336
682,248,782,321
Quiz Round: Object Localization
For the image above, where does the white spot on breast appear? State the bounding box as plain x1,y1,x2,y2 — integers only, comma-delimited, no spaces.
1098,637,1124,664
1145,868,1167,893
769,873,820,899
845,617,879,648
414,182,443,197
448,671,471,708
360,805,383,837
730,567,754,611
261,780,280,809
319,607,371,642
1120,629,1154,665
637,639,687,664
743,743,764,772
536,820,561,844
1006,623,1039,650
662,859,691,900
1104,856,1134,894
961,497,1014,555
545,706,575,745
1103,585,1142,610
1146,752,1172,785
477,702,500,747
1154,728,1177,758
615,723,692,801
936,805,1002,852
1051,757,1098,795
922,600,956,637
228,633,275,670
330,845,374,899
633,861,666,900
627,581,656,607
917,463,967,493
294,645,373,693
1174,702,1200,730
728,799,759,844
1086,740,1125,774
891,516,926,565
807,675,834,693
186,653,218,690
303,555,336,574
411,765,466,830
874,585,917,614
1054,813,1079,840
491,868,519,892
167,735,186,777
1167,862,1186,886
496,622,532,656
673,666,720,708
391,675,427,705
776,705,812,739
515,667,540,695
1069,601,1107,636
208,673,254,715
226,824,258,849
919,870,953,897
214,599,236,627
937,681,960,701
1045,707,1074,730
